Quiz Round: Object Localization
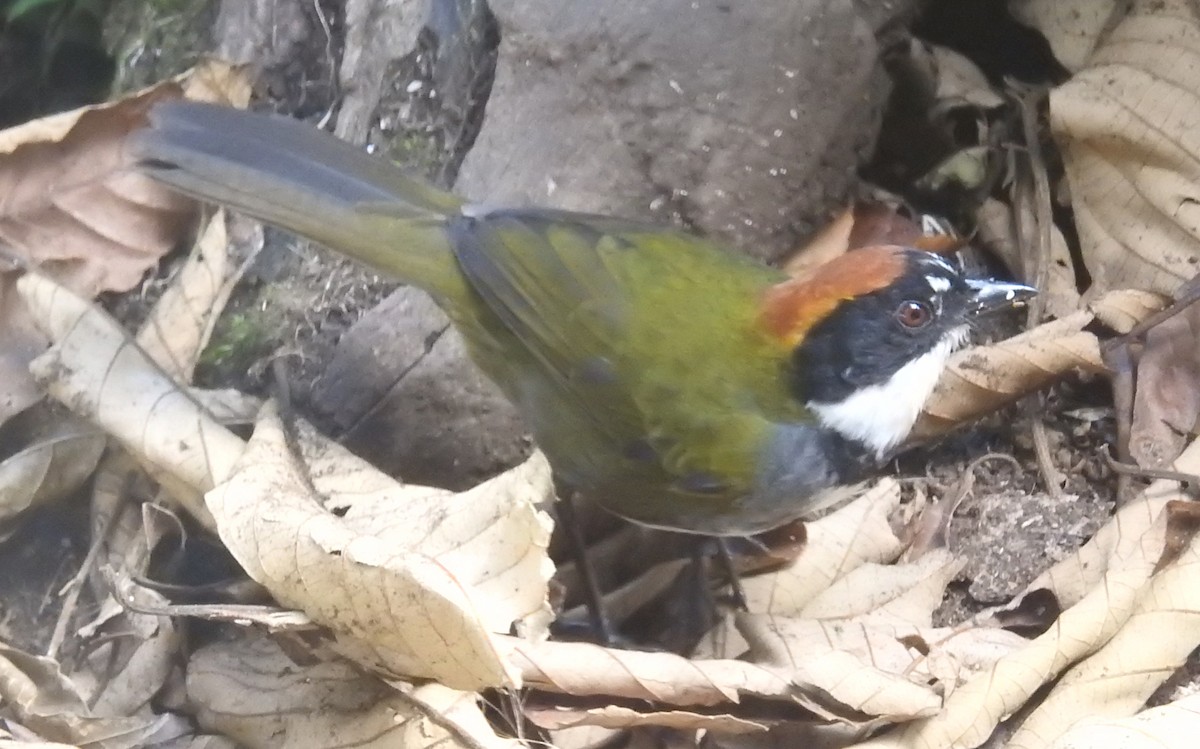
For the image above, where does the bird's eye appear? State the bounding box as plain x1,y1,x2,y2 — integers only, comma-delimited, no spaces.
895,300,933,329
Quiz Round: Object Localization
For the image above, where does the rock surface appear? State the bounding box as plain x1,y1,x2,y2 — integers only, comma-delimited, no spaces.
458,0,890,262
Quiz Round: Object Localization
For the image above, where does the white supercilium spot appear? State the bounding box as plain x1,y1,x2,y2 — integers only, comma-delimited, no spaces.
808,326,968,458
926,275,951,293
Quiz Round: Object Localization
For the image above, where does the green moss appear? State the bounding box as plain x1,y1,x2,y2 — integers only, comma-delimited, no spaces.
197,308,278,377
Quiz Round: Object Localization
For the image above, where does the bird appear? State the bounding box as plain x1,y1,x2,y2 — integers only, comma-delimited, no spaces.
131,101,1034,538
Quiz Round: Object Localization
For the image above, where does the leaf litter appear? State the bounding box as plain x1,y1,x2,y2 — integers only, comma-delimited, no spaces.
8,3,1200,747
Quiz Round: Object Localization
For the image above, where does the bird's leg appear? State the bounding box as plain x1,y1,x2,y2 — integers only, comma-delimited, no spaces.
556,491,616,645
714,539,749,611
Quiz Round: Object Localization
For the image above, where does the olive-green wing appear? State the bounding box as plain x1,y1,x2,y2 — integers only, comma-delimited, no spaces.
446,209,645,446
447,208,791,498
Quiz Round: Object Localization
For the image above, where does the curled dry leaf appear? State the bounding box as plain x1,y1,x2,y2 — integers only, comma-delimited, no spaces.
525,701,769,734
1050,1,1200,299
83,585,180,719
205,402,553,691
1008,500,1200,748
1046,691,1200,749
927,44,1004,110
497,635,794,705
18,273,245,529
798,548,964,626
187,634,519,749
913,289,1164,440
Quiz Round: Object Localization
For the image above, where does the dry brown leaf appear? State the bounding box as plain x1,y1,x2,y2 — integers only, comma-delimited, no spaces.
0,60,249,430
1130,301,1200,468
1011,0,1129,72
1051,0,1200,299
205,402,553,691
781,204,946,279
187,634,519,749
782,206,855,278
1008,501,1200,747
1046,692,1200,748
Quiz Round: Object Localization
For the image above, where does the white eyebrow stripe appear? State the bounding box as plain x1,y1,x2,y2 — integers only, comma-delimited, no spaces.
926,275,951,293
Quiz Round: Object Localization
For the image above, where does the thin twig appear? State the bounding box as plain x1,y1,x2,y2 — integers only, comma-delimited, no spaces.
45,488,129,660
1011,82,1068,497
1103,446,1200,492
942,453,1025,551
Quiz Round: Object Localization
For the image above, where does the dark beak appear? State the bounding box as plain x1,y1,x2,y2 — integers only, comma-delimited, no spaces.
965,278,1038,316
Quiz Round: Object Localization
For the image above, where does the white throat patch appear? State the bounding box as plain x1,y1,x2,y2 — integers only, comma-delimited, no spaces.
807,326,968,458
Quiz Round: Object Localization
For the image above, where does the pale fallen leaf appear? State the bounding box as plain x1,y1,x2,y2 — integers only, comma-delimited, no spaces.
205,402,553,690
87,611,179,720
740,616,942,723
1013,430,1200,608
136,211,261,382
497,635,794,705
928,44,1004,110
550,724,625,749
1008,501,1200,747
851,440,1195,748
799,549,964,626
0,411,104,523
1051,0,1200,299
737,480,906,619
0,643,171,747
1011,0,1129,72
1046,692,1200,749
187,634,519,749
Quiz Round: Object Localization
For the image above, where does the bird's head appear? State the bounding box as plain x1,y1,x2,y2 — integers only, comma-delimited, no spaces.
760,246,1034,459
